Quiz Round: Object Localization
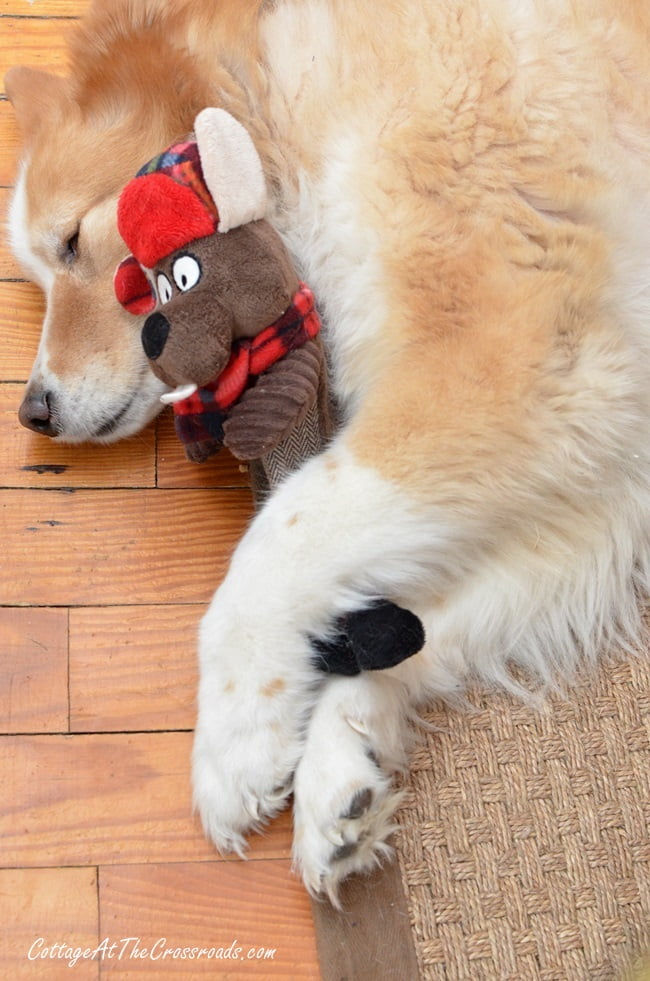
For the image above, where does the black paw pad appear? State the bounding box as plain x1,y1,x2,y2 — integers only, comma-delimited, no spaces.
365,747,380,768
341,787,373,821
332,841,360,862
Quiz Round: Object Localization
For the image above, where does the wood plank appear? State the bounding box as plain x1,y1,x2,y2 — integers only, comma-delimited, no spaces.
1,732,293,867
0,281,43,379
69,604,200,732
0,0,85,14
156,407,251,490
0,18,72,83
311,861,421,981
0,488,250,606
0,607,68,734
0,384,157,488
0,98,22,187
99,862,319,979
0,867,99,981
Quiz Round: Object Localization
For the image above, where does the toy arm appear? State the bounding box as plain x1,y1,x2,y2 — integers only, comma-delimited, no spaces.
223,338,324,460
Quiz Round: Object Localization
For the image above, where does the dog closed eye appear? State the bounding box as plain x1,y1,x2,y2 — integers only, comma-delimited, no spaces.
61,229,79,264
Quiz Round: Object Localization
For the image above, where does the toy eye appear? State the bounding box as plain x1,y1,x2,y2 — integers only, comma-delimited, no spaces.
172,255,201,292
157,273,173,305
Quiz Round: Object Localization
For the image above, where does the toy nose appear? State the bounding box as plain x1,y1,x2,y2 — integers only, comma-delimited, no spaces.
141,312,170,361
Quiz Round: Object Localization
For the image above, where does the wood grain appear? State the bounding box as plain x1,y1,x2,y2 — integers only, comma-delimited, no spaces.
99,862,320,979
1,732,294,867
0,607,68,734
0,488,251,606
0,18,72,82
156,408,251,491
69,604,201,732
0,867,99,981
0,0,85,14
0,98,22,187
0,384,157,488
311,861,421,981
0,281,44,379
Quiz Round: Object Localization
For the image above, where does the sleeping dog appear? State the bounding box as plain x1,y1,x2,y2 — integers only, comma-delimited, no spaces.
6,0,650,900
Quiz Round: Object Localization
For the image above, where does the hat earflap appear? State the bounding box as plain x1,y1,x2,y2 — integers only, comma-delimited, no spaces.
114,255,156,316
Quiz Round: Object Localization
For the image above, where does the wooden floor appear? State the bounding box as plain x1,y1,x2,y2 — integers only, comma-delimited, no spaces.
0,3,321,977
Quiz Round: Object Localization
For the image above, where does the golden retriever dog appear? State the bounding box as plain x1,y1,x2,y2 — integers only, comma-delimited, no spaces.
6,0,650,901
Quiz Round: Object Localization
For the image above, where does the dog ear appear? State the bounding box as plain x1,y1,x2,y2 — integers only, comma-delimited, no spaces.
194,107,267,234
114,256,156,316
4,67,68,142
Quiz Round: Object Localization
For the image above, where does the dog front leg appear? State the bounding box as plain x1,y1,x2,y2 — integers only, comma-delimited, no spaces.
191,437,443,859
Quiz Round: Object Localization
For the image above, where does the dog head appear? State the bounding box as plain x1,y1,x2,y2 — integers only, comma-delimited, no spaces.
5,49,212,443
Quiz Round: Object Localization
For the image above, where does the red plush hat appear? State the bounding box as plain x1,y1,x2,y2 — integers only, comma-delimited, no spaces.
116,140,219,269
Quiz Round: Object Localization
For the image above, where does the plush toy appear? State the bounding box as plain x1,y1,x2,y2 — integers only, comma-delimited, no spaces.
114,107,331,491
114,107,425,675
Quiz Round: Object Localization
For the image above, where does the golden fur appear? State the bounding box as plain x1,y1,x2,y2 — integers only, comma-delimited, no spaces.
7,0,650,897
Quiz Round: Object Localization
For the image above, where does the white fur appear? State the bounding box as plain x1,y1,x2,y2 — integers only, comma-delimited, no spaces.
278,145,393,415
9,164,55,293
293,673,414,903
193,441,448,866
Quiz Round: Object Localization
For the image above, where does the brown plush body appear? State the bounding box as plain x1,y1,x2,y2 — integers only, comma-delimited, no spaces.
138,220,328,465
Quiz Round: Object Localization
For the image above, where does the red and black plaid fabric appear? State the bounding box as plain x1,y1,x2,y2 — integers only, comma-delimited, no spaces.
174,282,320,461
117,139,220,270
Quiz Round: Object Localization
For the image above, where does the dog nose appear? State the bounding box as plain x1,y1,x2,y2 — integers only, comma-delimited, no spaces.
18,390,59,437
142,312,170,361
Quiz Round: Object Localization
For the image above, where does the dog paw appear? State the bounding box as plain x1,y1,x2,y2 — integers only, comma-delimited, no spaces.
192,599,318,856
193,728,297,855
292,702,403,906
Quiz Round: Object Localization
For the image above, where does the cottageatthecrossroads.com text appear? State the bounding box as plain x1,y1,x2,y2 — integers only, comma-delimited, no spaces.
27,936,278,968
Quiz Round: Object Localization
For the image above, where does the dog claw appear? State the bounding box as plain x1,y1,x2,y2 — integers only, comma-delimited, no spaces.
244,796,261,821
268,779,293,803
325,828,346,847
345,715,368,737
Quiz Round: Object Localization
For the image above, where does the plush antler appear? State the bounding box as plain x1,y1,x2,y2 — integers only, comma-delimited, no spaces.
194,107,268,233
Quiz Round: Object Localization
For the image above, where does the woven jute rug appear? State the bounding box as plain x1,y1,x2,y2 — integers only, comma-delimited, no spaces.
394,644,650,980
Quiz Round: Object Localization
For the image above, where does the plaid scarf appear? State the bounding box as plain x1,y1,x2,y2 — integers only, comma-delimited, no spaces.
174,282,321,462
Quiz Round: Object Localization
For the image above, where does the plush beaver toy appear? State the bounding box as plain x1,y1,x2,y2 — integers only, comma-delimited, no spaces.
114,107,425,676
